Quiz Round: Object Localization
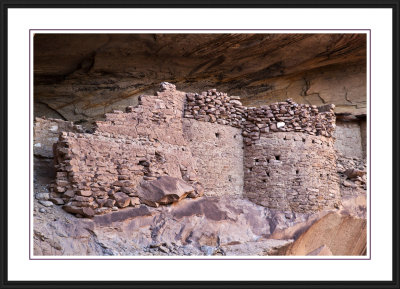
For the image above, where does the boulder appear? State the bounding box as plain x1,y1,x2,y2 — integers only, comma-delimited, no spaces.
62,204,95,218
344,168,366,179
114,192,131,208
137,176,195,207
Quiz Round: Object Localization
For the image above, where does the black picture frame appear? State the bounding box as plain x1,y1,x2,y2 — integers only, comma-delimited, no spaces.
0,1,399,288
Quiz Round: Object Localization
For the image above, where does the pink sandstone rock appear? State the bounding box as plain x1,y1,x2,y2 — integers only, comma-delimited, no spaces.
306,244,333,256
137,176,194,207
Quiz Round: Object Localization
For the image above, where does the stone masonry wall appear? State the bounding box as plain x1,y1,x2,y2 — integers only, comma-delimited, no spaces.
184,89,336,147
53,83,203,217
51,84,341,217
184,88,340,213
34,117,83,158
334,120,363,159
360,118,367,159
183,119,244,197
243,132,340,213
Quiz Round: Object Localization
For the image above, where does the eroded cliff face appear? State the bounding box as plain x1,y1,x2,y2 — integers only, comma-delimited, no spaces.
34,33,366,124
33,34,368,256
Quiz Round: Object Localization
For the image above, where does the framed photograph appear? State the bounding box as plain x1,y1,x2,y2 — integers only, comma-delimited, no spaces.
1,1,399,288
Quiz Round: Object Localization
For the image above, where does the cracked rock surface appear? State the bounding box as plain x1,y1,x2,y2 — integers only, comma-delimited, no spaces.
34,34,366,126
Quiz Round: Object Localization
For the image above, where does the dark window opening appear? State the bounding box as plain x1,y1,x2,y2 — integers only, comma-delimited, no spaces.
296,170,299,175
275,155,281,161
312,140,315,144
215,132,220,138
302,138,306,143
266,172,270,177
255,159,259,163
320,173,323,177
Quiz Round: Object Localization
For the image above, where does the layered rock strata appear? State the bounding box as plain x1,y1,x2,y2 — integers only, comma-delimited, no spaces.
34,34,367,122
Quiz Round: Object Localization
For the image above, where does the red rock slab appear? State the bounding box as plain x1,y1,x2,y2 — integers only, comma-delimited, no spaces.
137,176,194,207
62,205,95,218
284,212,366,256
93,205,152,226
306,244,333,256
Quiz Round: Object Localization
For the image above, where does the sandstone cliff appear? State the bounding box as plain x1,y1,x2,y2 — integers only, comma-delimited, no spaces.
33,33,367,256
34,33,366,124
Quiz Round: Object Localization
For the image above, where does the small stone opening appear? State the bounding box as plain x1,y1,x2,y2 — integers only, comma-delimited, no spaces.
215,132,220,138
302,138,306,143
275,155,281,161
296,169,299,175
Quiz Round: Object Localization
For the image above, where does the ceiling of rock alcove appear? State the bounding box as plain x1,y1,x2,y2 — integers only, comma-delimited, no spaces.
34,33,367,123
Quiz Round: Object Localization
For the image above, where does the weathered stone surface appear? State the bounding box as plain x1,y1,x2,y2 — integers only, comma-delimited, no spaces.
34,195,299,256
137,176,194,206
113,192,131,208
334,118,366,159
49,197,64,205
50,85,345,216
34,173,366,256
244,132,341,213
62,205,95,218
283,212,367,256
32,35,367,257
34,34,366,123
344,168,366,179
53,85,204,216
33,117,83,158
337,155,367,198
39,200,53,207
306,244,333,256
183,119,244,196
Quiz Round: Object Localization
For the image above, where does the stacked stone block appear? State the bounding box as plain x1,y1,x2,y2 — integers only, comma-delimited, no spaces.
184,89,336,146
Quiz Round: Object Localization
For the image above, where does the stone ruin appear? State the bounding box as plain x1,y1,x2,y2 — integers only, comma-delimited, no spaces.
45,82,341,218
